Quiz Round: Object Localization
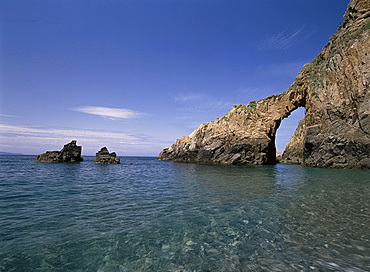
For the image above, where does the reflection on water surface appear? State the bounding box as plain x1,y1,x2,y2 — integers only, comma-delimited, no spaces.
0,156,369,271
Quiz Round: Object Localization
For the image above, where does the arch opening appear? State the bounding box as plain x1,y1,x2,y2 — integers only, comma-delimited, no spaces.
275,107,305,156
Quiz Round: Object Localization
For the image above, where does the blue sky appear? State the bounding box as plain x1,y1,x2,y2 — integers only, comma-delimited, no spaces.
0,0,348,156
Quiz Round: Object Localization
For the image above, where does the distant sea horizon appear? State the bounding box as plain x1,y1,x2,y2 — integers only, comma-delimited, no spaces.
0,152,158,157
0,152,24,156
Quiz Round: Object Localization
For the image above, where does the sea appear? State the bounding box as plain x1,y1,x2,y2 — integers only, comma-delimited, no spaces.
0,155,369,272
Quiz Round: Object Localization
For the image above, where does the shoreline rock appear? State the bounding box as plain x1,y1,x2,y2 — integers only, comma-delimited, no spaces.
94,147,120,164
34,140,83,163
157,0,370,169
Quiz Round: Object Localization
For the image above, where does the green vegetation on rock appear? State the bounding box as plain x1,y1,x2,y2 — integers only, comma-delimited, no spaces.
233,101,259,116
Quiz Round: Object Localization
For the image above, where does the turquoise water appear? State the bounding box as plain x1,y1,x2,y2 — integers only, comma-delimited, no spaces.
0,156,369,271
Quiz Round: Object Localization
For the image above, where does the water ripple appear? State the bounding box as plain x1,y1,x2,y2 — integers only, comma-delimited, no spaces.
0,156,369,271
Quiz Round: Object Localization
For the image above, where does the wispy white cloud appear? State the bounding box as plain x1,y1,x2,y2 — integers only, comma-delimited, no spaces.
257,27,314,50
233,87,274,103
171,92,231,111
172,93,204,103
74,106,140,120
236,87,263,95
0,113,18,118
0,124,138,142
256,61,305,78
0,124,171,156
178,100,231,112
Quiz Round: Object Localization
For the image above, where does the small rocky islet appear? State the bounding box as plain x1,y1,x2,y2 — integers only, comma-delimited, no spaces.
34,141,120,164
34,140,83,163
94,147,120,164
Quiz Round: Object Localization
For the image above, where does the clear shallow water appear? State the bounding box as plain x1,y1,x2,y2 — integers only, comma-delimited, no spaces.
0,156,369,272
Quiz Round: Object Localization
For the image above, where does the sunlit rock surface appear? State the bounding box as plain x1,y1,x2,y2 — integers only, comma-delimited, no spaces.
158,0,370,169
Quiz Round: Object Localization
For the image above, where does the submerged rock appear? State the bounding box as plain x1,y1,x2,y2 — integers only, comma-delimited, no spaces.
34,140,83,163
157,0,370,169
94,147,120,164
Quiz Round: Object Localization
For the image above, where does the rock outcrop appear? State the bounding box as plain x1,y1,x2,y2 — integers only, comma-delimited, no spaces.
34,140,83,163
281,118,305,165
157,0,370,169
94,147,120,164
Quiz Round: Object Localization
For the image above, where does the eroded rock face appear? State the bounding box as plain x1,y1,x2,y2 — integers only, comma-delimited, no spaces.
158,85,306,165
281,118,305,165
158,0,370,169
289,0,370,169
94,147,120,164
34,140,83,163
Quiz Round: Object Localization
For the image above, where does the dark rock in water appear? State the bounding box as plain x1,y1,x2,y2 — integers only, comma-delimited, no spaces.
157,0,370,169
94,147,120,164
34,140,83,163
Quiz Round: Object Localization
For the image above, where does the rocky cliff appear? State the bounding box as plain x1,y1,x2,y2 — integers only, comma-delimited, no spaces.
94,147,120,164
34,140,83,163
157,0,370,169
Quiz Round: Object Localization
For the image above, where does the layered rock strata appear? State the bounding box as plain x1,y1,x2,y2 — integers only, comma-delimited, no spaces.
158,0,370,169
94,147,120,164
34,140,83,163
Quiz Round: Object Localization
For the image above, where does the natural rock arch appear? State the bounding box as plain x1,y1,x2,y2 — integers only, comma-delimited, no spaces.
157,0,370,169
157,75,307,165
